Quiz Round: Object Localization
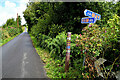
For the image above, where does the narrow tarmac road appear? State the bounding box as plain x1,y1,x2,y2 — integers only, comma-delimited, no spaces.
1,32,47,78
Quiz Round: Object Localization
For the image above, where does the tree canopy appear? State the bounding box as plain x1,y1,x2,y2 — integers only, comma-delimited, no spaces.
23,2,120,38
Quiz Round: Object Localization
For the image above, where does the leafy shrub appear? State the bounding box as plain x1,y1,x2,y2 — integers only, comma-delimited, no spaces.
1,30,9,40
30,14,120,79
76,14,120,78
46,32,67,59
38,33,50,48
1,25,22,42
48,24,65,38
7,26,21,37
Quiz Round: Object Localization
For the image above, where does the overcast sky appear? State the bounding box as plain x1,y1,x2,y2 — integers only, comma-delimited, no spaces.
0,0,29,26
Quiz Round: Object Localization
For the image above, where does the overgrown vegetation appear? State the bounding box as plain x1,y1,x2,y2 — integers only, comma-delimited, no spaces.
76,14,120,79
24,1,120,79
0,33,20,46
0,15,23,46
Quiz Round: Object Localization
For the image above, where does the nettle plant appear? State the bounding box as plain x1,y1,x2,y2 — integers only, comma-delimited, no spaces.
76,14,120,78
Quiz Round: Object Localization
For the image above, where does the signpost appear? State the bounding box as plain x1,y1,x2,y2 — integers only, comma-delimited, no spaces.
65,32,71,72
65,9,101,72
81,9,101,67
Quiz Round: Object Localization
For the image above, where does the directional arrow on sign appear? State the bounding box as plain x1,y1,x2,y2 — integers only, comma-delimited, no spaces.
81,17,96,23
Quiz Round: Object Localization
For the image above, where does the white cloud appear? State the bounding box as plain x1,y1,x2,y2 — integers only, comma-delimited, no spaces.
0,0,29,26
5,1,16,7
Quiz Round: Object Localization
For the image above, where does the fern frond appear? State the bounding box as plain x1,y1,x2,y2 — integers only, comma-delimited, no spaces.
48,42,60,54
62,49,66,56
52,38,61,46
50,49,56,56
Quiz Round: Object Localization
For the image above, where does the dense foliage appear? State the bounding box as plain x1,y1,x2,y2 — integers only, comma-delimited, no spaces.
24,2,120,38
1,15,23,42
24,1,120,79
76,14,120,79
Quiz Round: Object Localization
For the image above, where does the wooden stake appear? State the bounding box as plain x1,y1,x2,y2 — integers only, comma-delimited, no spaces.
65,32,71,72
17,13,19,28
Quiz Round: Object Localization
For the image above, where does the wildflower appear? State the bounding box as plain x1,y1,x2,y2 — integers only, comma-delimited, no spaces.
76,44,78,47
80,34,82,37
89,25,92,27
77,36,78,38
117,65,119,67
105,30,107,33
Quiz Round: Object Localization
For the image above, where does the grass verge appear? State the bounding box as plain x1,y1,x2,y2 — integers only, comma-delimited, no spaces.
0,33,21,47
29,34,84,79
29,34,71,78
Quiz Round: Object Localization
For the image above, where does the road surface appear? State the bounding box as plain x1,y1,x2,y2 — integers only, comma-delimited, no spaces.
1,32,47,78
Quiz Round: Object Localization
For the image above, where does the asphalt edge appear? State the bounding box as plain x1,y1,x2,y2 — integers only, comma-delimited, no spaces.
0,33,22,48
28,33,49,78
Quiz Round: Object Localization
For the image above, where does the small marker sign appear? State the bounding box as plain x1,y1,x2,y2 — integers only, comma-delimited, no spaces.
84,9,101,20
67,46,70,49
67,50,70,53
81,17,96,23
67,37,71,40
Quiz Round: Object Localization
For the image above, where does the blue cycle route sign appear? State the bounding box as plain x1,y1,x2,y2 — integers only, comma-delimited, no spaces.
81,17,96,23
84,9,101,20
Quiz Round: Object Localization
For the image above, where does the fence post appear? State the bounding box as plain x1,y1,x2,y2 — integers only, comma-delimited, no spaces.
65,32,71,72
82,24,91,67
